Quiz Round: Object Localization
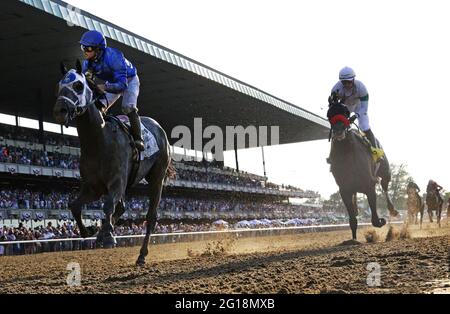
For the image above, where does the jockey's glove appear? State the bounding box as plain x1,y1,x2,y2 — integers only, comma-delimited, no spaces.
85,70,94,80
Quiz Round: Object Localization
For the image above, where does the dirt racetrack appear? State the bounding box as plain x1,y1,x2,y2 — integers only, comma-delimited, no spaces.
1,222,449,294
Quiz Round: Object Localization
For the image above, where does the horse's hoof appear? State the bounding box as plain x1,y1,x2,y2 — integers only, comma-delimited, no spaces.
136,258,146,267
372,218,386,228
96,234,104,245
102,239,116,249
102,234,116,249
80,228,89,238
339,239,361,246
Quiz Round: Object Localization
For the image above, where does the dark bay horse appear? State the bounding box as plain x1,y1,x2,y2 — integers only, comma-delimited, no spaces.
53,61,174,266
406,186,424,228
327,102,398,241
425,190,443,227
447,199,450,223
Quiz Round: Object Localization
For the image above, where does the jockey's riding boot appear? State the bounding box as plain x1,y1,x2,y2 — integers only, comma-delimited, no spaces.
364,129,385,162
364,129,377,148
127,110,145,152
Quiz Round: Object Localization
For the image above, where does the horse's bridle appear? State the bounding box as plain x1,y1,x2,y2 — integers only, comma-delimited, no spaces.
57,80,106,127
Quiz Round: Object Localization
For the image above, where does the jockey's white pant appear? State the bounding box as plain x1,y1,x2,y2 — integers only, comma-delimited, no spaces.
350,100,370,131
101,75,140,114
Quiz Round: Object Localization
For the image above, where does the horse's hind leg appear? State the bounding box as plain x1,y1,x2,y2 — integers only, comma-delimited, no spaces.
420,204,424,229
101,182,124,248
112,198,125,225
380,176,398,217
437,203,443,227
367,188,386,228
136,163,166,266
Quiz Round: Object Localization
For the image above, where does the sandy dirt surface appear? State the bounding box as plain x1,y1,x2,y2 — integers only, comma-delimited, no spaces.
0,222,449,294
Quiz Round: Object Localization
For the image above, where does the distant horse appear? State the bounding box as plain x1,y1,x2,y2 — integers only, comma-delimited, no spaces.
53,60,175,266
425,190,443,227
327,101,398,241
406,186,424,228
447,199,450,223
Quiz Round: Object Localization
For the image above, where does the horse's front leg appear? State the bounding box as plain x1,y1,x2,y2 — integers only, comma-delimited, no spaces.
69,185,99,238
437,203,442,227
428,209,433,223
340,190,358,240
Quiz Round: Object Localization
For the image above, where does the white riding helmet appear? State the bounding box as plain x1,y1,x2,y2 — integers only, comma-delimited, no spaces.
339,67,356,81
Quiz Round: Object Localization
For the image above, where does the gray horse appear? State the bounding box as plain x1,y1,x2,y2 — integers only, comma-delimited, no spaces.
53,60,174,266
327,102,398,241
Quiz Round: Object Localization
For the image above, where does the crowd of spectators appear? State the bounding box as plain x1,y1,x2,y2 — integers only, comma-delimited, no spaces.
0,189,75,210
0,188,321,219
0,124,79,147
0,220,227,255
0,123,310,193
0,146,79,169
175,168,264,188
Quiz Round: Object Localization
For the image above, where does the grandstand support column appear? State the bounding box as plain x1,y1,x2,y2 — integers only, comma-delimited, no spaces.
234,144,239,172
261,146,267,180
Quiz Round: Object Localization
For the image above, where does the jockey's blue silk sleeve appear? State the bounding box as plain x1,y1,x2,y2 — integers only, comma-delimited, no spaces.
104,51,128,93
81,60,89,74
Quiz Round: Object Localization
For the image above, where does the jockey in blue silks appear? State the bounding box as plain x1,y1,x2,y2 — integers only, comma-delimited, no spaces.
79,30,144,151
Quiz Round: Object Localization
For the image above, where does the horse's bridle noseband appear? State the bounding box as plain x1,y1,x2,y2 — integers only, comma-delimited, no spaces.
57,83,105,127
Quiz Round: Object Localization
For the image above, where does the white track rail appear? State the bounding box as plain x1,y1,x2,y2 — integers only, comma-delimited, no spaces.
0,221,403,245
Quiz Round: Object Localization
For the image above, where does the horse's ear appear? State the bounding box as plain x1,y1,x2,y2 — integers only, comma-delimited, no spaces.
60,62,68,75
75,59,82,74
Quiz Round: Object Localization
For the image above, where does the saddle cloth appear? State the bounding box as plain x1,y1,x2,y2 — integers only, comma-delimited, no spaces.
116,115,159,160
351,130,385,163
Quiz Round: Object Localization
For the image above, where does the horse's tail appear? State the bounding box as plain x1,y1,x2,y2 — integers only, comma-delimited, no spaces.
164,158,176,183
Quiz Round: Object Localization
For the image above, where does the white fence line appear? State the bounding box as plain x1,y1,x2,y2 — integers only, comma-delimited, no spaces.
0,221,404,245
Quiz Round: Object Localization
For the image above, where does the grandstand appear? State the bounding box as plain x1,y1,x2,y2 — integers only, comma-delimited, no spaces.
0,0,334,247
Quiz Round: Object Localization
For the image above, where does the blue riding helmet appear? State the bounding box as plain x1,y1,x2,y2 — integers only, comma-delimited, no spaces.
79,30,107,49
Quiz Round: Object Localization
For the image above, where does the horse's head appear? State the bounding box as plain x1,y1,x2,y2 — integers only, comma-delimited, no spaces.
53,60,94,126
327,99,352,142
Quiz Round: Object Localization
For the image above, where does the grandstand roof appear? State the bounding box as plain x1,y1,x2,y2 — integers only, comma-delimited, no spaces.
1,0,329,149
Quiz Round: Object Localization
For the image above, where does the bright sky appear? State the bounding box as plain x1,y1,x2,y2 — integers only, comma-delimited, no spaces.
61,0,449,198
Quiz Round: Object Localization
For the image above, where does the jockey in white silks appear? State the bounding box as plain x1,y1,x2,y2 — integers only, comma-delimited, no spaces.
330,67,379,150
331,67,384,164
